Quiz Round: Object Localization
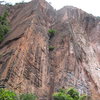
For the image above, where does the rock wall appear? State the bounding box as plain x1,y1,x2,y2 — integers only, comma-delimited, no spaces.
0,0,100,100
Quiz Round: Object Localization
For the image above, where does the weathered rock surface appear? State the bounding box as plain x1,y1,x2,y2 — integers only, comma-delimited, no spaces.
0,0,100,100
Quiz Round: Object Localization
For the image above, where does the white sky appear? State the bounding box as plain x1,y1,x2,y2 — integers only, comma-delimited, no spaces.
1,0,100,16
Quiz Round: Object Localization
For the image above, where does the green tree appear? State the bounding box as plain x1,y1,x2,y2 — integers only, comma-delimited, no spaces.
0,10,10,42
0,88,17,100
53,92,73,100
19,93,37,100
0,89,38,100
53,88,87,100
66,88,79,100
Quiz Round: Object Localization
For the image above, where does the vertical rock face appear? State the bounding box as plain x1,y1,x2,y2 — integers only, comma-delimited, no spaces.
50,7,100,100
0,0,55,99
0,0,100,100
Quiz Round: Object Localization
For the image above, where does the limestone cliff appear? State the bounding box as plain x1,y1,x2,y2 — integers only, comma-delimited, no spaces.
0,0,100,100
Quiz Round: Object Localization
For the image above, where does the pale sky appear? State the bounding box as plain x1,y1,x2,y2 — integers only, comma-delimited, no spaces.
1,0,100,16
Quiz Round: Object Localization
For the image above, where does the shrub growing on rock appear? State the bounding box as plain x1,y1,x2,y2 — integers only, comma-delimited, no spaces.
48,29,56,39
49,46,55,51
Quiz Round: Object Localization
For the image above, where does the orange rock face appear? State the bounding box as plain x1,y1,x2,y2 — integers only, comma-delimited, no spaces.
0,0,100,100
